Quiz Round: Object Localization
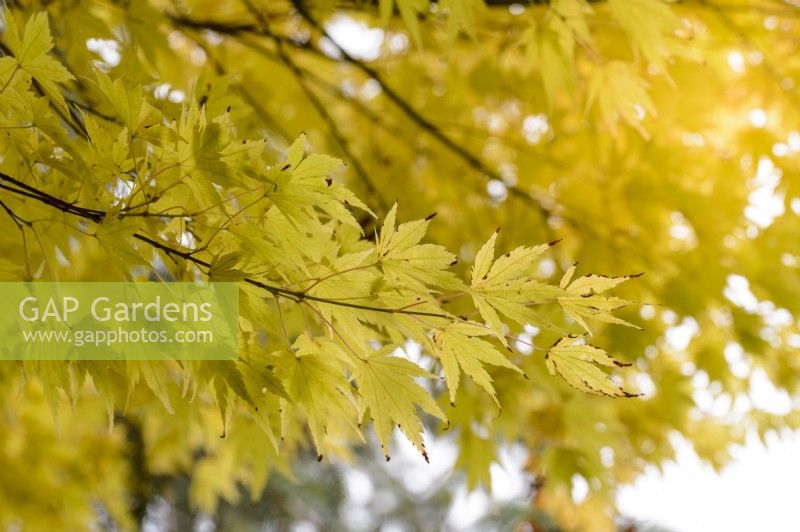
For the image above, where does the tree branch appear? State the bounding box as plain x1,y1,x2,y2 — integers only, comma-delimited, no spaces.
244,8,388,213
195,37,293,141
0,171,451,319
173,9,558,222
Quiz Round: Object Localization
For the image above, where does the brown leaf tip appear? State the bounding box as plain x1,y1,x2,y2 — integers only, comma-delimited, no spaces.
425,212,438,221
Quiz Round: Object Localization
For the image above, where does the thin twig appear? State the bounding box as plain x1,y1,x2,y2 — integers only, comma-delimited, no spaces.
288,0,557,220
239,0,388,213
0,171,451,319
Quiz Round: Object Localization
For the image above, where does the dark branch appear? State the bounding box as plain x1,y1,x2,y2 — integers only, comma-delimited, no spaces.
0,171,450,319
289,0,559,222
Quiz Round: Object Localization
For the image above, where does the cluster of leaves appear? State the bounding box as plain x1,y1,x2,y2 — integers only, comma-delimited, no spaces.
3,0,800,530
381,0,685,137
0,7,646,527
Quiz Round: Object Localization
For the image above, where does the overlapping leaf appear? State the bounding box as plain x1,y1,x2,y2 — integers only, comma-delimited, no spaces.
470,230,563,343
353,349,446,461
432,321,524,406
1,9,73,110
268,136,373,231
545,335,640,397
557,263,641,334
277,334,359,457
377,204,464,292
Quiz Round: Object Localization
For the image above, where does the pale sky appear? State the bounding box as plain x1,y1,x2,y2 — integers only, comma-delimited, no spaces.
370,426,800,532
617,431,800,532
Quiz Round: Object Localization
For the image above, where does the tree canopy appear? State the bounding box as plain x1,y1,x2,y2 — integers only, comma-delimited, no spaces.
1,0,799,530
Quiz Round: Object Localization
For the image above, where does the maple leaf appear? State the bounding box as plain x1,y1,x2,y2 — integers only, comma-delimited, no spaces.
608,0,681,71
587,61,656,139
471,230,563,343
432,321,524,406
2,9,73,110
208,252,248,282
377,204,464,292
93,214,147,275
521,15,576,108
557,263,642,334
269,136,373,231
277,334,360,457
545,335,640,397
454,427,496,490
378,0,428,47
353,349,446,461
440,0,485,40
93,72,158,133
127,360,175,413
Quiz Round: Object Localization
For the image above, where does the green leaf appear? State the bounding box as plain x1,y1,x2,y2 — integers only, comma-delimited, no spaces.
471,233,563,340
608,0,680,70
208,252,248,282
278,335,359,457
94,215,146,274
128,360,175,413
521,16,576,108
558,265,641,333
396,0,428,48
268,138,371,231
440,0,485,40
377,204,463,291
433,321,523,406
286,134,306,168
587,61,656,138
455,427,496,490
353,349,446,461
2,9,73,110
566,272,643,296
545,335,639,397
293,153,342,182
94,72,157,133
471,228,498,284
